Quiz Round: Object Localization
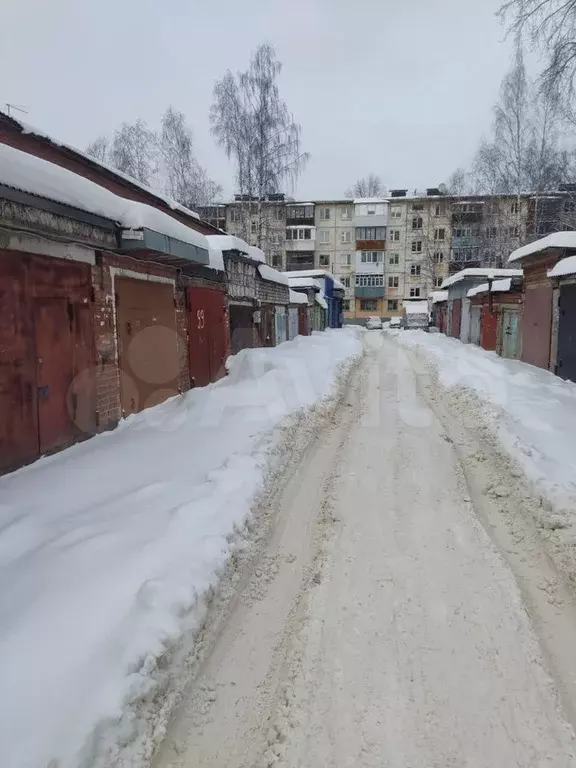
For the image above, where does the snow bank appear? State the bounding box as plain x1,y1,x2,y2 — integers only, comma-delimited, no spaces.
548,254,576,278
0,329,362,768
509,232,576,263
289,289,308,305
397,331,576,512
404,299,428,315
0,143,211,256
258,264,289,286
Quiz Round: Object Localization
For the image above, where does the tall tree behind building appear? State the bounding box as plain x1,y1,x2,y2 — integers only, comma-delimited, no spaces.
210,43,308,252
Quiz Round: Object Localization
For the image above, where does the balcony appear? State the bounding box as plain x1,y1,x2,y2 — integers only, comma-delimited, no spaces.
355,285,386,298
286,252,315,271
286,204,315,226
356,239,386,251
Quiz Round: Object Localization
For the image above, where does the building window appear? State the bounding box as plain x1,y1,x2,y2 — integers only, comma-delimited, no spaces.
341,206,352,220
389,229,400,241
286,228,312,240
230,207,242,222
320,207,331,220
410,287,421,297
434,203,445,216
412,203,424,211
389,253,400,265
434,277,443,287
341,253,352,265
433,251,444,263
388,300,398,311
412,240,422,253
388,276,399,288
390,206,402,219
251,221,258,234
453,228,473,238
510,201,519,214
486,226,498,238
412,216,423,230
271,233,282,245
563,199,576,214
341,231,352,244
508,225,519,237
434,228,445,240
356,274,384,287
342,299,351,312
410,264,421,276
360,251,383,263
360,299,378,311
272,253,282,268
340,276,351,288
274,206,284,220
319,230,331,244
287,204,314,220
319,253,330,266
356,227,386,241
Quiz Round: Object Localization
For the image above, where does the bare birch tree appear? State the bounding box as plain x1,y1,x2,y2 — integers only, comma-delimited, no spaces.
345,174,385,198
499,0,576,98
160,106,221,208
210,43,309,253
108,119,158,185
86,136,110,164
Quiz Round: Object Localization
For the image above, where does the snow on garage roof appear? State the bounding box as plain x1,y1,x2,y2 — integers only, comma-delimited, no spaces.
206,234,249,254
282,269,345,289
0,143,211,255
246,245,266,263
509,232,576,263
431,291,448,304
441,268,522,289
548,254,576,278
289,289,308,305
467,278,516,298
5,113,202,221
315,294,328,310
258,264,289,286
404,300,429,314
286,276,321,291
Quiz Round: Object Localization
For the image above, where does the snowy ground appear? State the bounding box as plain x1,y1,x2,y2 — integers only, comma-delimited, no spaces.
0,329,362,768
395,330,576,514
152,334,576,768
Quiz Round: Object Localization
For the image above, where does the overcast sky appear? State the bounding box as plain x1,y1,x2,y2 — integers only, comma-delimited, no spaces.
2,0,516,200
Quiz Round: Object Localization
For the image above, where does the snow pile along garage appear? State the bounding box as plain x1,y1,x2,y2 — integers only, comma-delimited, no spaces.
0,328,362,768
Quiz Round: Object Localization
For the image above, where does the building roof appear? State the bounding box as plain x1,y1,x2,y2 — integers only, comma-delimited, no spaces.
205,234,261,262
548,254,576,278
431,290,449,304
353,197,388,204
0,111,210,226
286,276,321,292
289,289,308,305
508,232,576,263
441,268,522,290
467,278,519,298
0,142,214,259
258,264,289,286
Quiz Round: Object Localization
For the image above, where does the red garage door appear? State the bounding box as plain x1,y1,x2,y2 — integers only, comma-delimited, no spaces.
188,286,228,387
522,286,552,370
481,306,498,351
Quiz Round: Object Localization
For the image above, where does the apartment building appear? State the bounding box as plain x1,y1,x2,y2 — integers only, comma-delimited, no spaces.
200,187,576,321
314,200,355,311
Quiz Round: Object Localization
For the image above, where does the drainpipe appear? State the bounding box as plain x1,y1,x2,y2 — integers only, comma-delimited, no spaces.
488,277,494,314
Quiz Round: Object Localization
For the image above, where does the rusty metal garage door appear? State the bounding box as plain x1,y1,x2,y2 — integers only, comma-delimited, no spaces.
521,285,552,370
115,278,179,416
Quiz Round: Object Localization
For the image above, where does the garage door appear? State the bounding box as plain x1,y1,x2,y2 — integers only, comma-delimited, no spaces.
521,285,552,370
115,278,179,416
188,286,228,387
557,284,576,381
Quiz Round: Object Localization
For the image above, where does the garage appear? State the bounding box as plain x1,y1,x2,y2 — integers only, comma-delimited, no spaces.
114,277,179,416
229,303,255,354
188,286,228,387
0,250,95,472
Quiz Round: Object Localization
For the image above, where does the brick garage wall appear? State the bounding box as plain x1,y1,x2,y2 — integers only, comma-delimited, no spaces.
91,252,182,428
257,278,290,305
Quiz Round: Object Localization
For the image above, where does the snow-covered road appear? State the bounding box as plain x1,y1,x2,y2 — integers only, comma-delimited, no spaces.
155,334,576,768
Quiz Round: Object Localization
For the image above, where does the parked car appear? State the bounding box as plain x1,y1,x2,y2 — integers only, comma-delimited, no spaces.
389,317,403,329
366,316,383,330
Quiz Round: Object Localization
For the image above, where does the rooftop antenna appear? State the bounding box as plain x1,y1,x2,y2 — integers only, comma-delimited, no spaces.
5,103,28,117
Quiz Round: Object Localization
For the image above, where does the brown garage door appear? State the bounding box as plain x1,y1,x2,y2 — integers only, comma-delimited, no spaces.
521,285,552,370
115,278,179,416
